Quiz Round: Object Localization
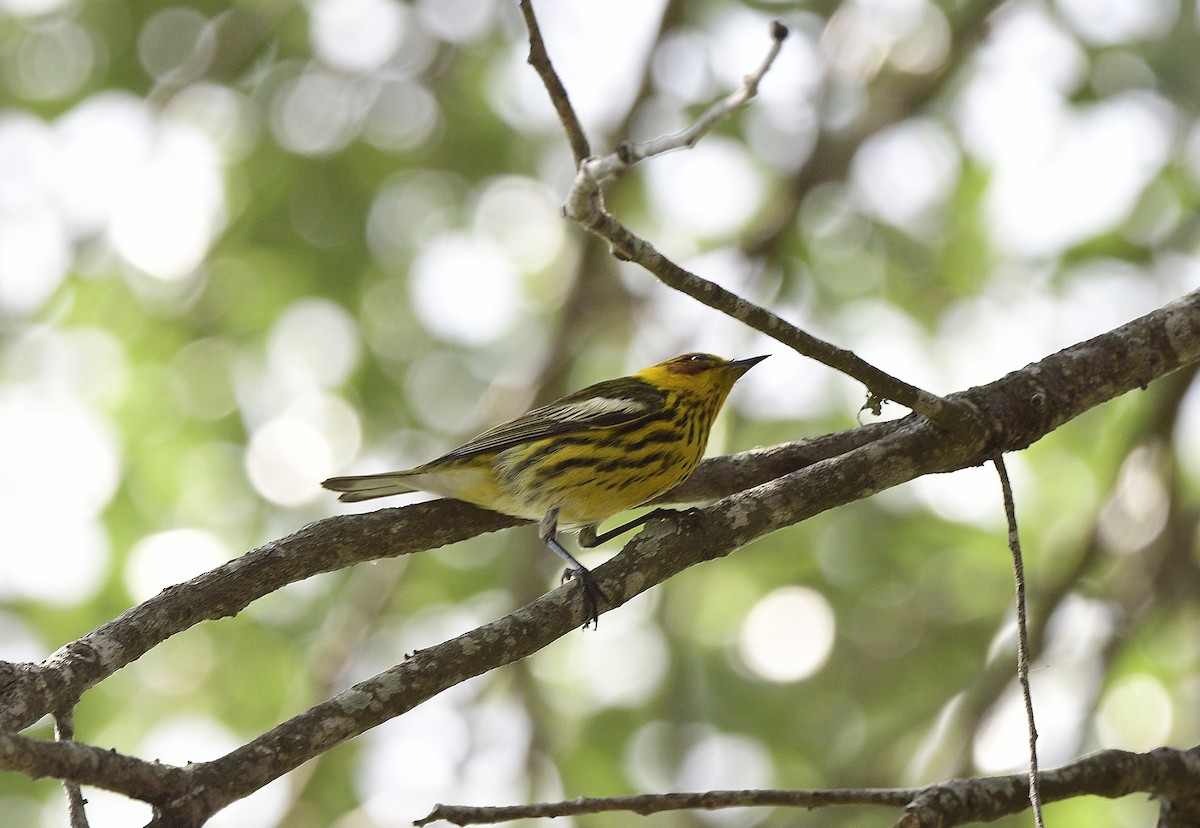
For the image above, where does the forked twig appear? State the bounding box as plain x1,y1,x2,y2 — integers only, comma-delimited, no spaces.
520,0,978,436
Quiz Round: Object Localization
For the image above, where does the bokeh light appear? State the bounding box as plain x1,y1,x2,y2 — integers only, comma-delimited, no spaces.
851,118,960,235
471,176,566,273
137,7,214,84
1055,0,1178,45
1096,673,1174,751
357,682,534,825
5,18,94,101
245,394,362,506
409,233,523,345
124,528,231,604
310,0,406,73
644,137,767,239
0,390,118,605
532,596,669,710
269,67,370,157
737,586,836,682
267,298,362,392
108,121,225,280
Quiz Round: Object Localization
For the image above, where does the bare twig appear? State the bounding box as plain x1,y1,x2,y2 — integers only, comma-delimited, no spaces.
568,210,980,435
414,746,1200,827
518,0,590,163
994,454,1045,828
619,19,789,163
415,786,917,826
54,711,91,828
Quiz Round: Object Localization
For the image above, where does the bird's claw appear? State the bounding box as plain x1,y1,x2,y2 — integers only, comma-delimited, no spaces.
563,567,608,630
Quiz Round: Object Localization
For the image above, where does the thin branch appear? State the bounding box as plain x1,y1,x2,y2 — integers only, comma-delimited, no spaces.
54,711,91,828
414,746,1200,827
619,19,789,163
993,454,1045,828
518,7,980,435
651,420,895,505
518,0,590,163
415,787,918,826
921,367,1200,778
569,210,981,435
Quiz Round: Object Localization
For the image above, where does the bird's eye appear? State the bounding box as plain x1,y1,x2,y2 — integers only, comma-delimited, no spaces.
687,354,707,362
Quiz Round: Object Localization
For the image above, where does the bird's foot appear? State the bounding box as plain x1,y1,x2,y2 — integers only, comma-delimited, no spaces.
561,566,609,630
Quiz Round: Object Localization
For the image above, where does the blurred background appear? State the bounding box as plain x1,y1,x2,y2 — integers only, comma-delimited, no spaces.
2,0,1199,825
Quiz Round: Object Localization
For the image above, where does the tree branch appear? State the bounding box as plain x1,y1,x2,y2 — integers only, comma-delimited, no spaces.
565,207,979,433
53,711,91,828
0,730,187,807
518,0,589,163
897,746,1200,827
617,19,788,163
416,786,917,826
0,502,518,734
414,746,1200,826
994,455,1044,828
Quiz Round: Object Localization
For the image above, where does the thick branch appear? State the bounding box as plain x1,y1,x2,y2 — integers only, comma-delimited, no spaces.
0,503,518,734
0,730,187,806
897,747,1200,827
173,289,1200,818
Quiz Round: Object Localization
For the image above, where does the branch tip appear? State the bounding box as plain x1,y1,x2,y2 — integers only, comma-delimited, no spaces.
771,20,789,41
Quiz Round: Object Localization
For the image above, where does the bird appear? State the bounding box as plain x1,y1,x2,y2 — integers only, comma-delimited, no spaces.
323,352,767,628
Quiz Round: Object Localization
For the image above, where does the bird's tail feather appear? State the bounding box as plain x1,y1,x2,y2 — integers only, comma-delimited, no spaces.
321,472,419,503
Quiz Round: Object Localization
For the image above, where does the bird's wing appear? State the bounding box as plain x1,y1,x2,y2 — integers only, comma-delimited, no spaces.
437,376,669,461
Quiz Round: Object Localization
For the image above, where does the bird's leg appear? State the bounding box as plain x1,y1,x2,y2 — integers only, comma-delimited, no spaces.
539,509,607,630
578,508,678,548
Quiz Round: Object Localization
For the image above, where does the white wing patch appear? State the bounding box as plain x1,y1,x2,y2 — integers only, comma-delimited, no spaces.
551,397,649,422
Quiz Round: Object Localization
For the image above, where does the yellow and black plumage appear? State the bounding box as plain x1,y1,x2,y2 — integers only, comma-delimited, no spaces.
323,352,766,627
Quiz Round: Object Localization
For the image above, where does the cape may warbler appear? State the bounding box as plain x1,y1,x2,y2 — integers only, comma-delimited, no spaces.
323,352,766,627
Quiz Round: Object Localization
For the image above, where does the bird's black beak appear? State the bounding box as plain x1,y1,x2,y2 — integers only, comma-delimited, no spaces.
730,355,769,373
